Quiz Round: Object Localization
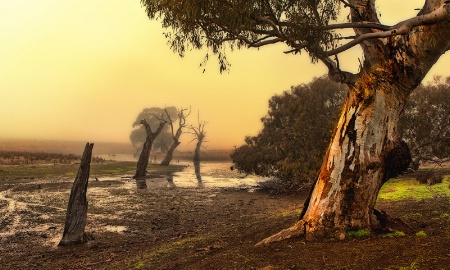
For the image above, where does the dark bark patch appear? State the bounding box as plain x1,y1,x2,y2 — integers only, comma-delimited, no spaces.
340,112,357,146
383,140,412,183
373,208,413,234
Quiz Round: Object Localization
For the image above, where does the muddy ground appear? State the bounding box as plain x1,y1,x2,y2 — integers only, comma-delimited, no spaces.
0,165,449,270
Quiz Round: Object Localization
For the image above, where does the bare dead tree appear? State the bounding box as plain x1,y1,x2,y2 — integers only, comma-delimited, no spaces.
59,143,93,246
189,112,208,164
189,114,207,186
160,107,191,166
134,118,166,179
142,0,450,244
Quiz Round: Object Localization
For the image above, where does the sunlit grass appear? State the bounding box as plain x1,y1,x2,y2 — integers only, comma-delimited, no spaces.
415,231,427,237
378,176,450,201
384,231,406,237
347,229,370,238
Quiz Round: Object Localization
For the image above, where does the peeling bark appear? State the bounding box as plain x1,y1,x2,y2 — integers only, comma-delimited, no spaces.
258,65,429,244
59,143,93,246
256,0,450,245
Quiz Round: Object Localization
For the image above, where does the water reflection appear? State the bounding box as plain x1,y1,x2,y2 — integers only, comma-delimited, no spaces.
135,178,147,190
165,174,177,188
133,162,266,190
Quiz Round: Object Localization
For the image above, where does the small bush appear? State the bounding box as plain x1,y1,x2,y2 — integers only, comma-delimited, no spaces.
416,170,443,185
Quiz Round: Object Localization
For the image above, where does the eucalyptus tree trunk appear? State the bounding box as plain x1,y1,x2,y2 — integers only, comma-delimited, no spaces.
193,136,203,164
160,140,181,166
59,143,93,246
257,68,417,244
257,1,450,242
134,119,166,179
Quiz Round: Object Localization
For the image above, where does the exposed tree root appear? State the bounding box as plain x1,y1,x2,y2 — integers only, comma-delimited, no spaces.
255,220,306,246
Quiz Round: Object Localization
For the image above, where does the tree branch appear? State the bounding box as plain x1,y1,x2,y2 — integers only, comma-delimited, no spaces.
324,2,450,56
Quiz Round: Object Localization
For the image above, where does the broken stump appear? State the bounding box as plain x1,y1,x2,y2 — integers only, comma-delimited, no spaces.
59,143,94,246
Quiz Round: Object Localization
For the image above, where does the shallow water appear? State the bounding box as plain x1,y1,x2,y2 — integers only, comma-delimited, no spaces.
144,162,267,190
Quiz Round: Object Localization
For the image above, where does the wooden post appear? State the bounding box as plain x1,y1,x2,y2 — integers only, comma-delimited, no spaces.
59,143,94,246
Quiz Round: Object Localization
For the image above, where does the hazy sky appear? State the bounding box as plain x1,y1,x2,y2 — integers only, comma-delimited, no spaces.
1,1,448,150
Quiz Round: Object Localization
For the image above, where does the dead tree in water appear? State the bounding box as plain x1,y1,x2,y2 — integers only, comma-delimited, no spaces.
160,107,191,166
59,143,93,246
189,113,207,185
134,119,166,179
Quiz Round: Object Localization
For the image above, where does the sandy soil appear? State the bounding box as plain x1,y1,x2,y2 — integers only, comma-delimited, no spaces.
0,170,449,269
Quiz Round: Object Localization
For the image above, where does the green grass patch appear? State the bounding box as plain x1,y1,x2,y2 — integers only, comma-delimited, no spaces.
0,162,185,180
378,177,450,201
346,229,370,238
384,231,406,237
398,261,419,270
415,231,427,237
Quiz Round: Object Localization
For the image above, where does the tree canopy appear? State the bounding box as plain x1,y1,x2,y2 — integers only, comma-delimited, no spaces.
130,107,178,155
232,76,450,185
399,76,450,164
231,76,346,184
141,0,450,242
141,0,450,82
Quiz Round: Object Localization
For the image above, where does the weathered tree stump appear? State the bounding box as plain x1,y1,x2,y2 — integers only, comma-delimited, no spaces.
59,143,93,246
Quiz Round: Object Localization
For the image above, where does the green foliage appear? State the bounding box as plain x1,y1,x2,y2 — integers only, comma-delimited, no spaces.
346,229,370,238
141,0,342,72
231,76,346,184
399,76,450,163
130,107,178,155
378,177,450,201
384,231,406,237
231,75,449,189
415,231,427,237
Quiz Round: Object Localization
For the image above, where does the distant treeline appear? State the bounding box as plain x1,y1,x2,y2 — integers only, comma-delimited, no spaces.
0,150,105,165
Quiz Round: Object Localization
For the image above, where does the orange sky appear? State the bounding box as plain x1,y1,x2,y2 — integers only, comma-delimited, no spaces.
0,0,448,150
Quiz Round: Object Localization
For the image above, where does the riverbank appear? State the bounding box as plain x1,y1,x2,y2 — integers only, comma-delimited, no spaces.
0,162,449,269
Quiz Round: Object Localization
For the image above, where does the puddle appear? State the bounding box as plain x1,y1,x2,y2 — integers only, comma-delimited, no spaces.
104,225,128,233
161,162,267,190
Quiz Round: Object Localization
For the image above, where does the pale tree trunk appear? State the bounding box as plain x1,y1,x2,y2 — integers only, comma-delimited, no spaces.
59,143,93,246
134,119,166,179
257,69,413,244
257,0,450,242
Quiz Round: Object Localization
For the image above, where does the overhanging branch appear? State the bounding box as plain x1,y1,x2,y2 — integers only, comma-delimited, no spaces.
323,2,450,56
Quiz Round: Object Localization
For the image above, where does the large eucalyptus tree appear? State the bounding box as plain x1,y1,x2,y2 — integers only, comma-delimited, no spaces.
140,0,450,242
